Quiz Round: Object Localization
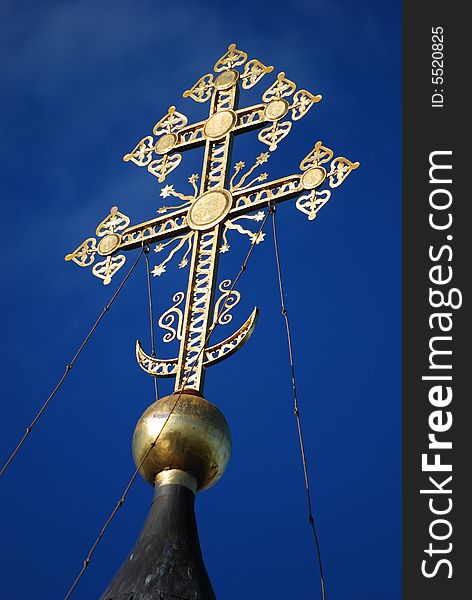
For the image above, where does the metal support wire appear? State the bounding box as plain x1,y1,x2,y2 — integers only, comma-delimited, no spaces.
64,209,272,599
143,244,159,402
271,207,326,600
0,249,145,481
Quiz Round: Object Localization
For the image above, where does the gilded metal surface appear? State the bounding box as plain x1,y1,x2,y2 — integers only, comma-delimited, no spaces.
67,44,359,393
135,341,178,377
158,291,185,343
154,132,178,155
213,43,247,72
211,279,239,326
264,98,289,122
292,141,360,219
183,74,215,102
65,237,97,267
262,71,296,102
301,166,327,190
136,307,258,375
203,110,237,140
152,232,193,276
258,120,292,151
97,233,121,256
221,211,266,252
65,206,129,283
148,152,182,183
240,59,274,89
152,105,188,136
132,393,231,490
215,69,239,91
92,254,126,285
257,71,322,150
187,189,232,231
155,469,198,493
204,307,258,365
296,189,332,221
95,206,130,237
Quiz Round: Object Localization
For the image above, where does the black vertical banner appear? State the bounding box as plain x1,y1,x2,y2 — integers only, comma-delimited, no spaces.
403,3,467,599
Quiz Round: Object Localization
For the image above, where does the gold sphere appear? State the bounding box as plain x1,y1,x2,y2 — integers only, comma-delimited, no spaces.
132,392,231,491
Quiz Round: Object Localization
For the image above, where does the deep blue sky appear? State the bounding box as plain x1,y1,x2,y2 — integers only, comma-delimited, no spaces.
0,1,401,599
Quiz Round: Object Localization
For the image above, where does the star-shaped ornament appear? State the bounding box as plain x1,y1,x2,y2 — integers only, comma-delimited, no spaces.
251,232,266,244
160,185,175,198
151,264,166,277
256,152,270,164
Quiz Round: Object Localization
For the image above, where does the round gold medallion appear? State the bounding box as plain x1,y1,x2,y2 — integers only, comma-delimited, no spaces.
215,69,239,91
154,132,178,155
97,233,121,256
301,166,327,190
187,189,232,231
203,110,237,140
264,99,289,122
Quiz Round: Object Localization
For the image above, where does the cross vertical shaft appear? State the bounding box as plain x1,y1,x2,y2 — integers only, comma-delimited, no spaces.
175,79,239,391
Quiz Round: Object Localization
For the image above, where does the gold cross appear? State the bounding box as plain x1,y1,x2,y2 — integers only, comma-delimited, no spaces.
65,43,359,393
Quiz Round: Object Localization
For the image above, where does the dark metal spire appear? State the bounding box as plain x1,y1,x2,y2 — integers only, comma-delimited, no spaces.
100,481,216,600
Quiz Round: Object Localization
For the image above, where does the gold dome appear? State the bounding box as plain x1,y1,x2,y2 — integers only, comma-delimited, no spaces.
132,392,231,491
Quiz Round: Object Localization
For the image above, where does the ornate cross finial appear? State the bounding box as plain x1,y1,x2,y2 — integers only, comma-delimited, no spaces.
65,43,359,393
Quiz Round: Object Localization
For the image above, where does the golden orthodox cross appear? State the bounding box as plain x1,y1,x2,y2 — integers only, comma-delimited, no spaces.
65,44,359,394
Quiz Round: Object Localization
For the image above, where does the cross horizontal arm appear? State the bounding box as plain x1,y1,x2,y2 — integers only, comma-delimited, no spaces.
115,173,304,252
171,103,271,154
172,121,206,152
119,209,190,250
231,173,303,217
233,103,268,134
